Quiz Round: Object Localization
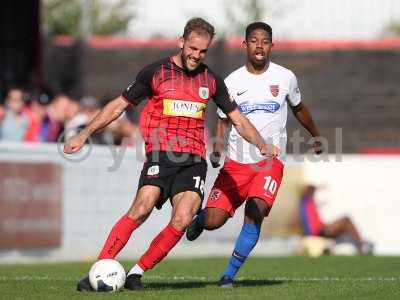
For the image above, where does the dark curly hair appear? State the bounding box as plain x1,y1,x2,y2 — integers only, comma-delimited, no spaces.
246,22,273,41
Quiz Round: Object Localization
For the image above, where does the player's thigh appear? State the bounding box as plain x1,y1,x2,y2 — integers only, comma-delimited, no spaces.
205,163,249,217
203,207,230,230
322,217,351,238
171,191,202,231
137,157,180,210
169,161,207,230
171,160,208,204
127,185,161,224
247,158,284,216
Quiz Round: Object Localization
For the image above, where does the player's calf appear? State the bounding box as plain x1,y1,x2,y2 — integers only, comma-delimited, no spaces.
203,207,229,230
186,208,229,241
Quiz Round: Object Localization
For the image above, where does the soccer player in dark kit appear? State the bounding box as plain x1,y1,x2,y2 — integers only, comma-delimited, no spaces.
64,17,279,291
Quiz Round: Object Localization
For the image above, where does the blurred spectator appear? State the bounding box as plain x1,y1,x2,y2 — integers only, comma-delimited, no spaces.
107,111,138,146
0,88,29,142
65,96,137,146
24,91,51,142
98,94,138,146
64,95,107,144
0,88,137,145
0,103,5,124
41,93,72,142
66,100,81,121
300,185,373,254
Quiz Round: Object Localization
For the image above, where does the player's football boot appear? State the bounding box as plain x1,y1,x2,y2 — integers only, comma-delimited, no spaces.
76,275,94,292
124,274,144,291
186,215,204,241
218,275,234,288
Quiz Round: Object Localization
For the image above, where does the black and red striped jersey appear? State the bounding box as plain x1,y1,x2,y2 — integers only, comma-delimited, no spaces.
121,57,237,158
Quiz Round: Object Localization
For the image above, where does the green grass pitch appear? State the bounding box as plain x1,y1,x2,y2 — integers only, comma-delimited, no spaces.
1,256,399,299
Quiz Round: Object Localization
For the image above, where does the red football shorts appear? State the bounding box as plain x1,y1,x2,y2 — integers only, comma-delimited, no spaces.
206,158,284,217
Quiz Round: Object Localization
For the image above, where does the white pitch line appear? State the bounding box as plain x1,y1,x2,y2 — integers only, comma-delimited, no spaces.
0,276,399,282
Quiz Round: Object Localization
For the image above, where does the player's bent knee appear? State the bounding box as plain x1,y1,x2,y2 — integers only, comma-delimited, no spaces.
245,198,269,224
203,220,224,230
244,210,264,225
203,209,228,230
128,201,154,224
171,213,193,231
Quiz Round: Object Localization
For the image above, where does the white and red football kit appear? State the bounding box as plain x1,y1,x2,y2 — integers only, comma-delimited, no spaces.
206,62,302,215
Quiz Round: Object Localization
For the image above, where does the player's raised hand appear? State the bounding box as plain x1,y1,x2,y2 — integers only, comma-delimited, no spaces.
259,144,280,158
63,134,87,154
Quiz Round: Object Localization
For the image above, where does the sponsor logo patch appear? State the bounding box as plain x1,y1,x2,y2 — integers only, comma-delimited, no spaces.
147,165,159,176
239,101,281,114
163,99,206,119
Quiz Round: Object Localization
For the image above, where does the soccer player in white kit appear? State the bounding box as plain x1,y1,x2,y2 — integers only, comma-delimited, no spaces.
186,22,322,287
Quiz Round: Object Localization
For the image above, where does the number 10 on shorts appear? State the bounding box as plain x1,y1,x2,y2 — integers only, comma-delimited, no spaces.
193,176,205,195
264,176,278,195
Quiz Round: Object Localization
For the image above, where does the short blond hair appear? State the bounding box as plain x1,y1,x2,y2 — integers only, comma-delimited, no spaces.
183,17,215,40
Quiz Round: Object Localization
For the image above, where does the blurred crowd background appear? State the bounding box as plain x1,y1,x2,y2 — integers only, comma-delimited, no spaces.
0,87,137,145
1,0,399,152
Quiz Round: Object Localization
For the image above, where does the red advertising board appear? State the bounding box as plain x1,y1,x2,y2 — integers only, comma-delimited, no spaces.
0,162,62,249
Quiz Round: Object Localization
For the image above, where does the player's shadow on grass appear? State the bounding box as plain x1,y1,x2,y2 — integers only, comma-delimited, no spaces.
234,279,284,287
144,279,283,290
145,280,210,290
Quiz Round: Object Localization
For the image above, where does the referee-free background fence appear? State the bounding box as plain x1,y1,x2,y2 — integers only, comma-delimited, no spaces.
0,142,399,263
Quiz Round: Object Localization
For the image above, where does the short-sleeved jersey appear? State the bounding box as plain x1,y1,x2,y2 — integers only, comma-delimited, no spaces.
122,57,237,158
218,62,301,163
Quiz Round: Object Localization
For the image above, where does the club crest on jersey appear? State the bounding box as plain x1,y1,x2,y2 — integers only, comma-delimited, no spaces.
209,189,221,202
270,85,279,97
199,87,209,99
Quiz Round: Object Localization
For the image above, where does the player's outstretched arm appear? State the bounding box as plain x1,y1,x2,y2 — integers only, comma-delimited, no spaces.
63,96,131,154
213,117,229,153
210,117,230,167
290,102,322,154
227,108,279,158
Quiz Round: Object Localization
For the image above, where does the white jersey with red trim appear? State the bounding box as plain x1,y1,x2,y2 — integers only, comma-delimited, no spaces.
217,62,302,163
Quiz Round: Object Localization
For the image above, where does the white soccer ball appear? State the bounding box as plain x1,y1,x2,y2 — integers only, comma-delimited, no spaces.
88,259,126,292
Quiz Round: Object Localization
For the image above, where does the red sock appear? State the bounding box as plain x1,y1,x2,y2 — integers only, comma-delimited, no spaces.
98,214,139,260
138,223,184,271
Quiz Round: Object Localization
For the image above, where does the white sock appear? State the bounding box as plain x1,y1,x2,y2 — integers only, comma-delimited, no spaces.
127,264,144,276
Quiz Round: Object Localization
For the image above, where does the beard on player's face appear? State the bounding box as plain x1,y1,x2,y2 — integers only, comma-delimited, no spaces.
180,32,210,72
181,51,201,72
